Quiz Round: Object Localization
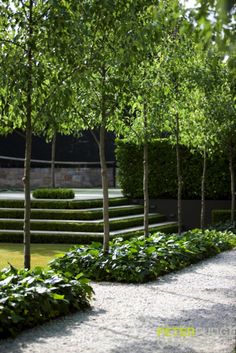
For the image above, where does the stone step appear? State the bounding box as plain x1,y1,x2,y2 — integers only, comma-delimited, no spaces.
0,196,177,244
0,204,144,219
0,204,143,212
0,213,161,224
0,214,165,233
0,222,178,243
110,222,178,236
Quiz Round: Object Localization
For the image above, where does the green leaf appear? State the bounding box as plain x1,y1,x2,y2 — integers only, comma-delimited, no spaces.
51,293,65,300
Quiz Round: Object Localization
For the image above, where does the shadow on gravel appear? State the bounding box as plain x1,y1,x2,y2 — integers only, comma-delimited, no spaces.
107,252,236,353
147,285,236,304
0,307,106,353
109,339,199,353
139,303,236,353
106,303,235,353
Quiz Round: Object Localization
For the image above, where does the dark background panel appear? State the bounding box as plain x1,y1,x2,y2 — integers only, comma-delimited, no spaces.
0,130,115,167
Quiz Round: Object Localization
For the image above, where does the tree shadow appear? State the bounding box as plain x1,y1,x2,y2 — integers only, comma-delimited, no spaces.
98,251,236,353
0,250,235,353
106,303,235,353
0,306,106,353
109,338,200,353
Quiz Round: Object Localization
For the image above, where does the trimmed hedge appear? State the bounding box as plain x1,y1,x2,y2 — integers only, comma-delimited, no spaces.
32,188,75,199
0,214,165,232
119,223,178,239
0,266,93,338
0,205,144,220
116,139,231,200
0,231,101,244
212,209,236,224
0,223,178,244
50,229,236,283
0,197,128,209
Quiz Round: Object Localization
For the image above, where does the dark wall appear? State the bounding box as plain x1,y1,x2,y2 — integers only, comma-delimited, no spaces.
150,199,232,229
133,198,232,229
0,130,115,166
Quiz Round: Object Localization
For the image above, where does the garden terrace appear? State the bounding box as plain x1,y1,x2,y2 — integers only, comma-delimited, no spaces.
0,197,178,244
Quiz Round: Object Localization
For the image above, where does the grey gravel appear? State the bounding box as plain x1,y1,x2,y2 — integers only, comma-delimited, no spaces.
1,250,235,353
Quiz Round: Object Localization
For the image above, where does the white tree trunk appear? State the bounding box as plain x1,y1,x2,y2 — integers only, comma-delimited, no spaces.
143,141,149,237
200,148,207,230
176,113,182,235
23,0,33,270
51,132,56,188
99,125,110,252
229,144,235,226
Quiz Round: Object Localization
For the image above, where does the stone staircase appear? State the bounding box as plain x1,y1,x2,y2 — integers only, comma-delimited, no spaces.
0,197,178,243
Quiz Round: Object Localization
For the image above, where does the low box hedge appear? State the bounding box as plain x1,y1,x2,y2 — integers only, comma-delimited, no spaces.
0,223,178,244
0,266,93,338
0,214,165,233
124,223,178,238
32,188,75,199
0,205,144,221
0,197,128,209
212,209,236,224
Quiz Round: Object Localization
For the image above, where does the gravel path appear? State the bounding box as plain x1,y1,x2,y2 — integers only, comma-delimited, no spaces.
1,250,235,353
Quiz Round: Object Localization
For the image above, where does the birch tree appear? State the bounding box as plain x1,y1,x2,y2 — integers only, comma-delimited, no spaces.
0,0,82,268
67,0,162,250
117,0,182,237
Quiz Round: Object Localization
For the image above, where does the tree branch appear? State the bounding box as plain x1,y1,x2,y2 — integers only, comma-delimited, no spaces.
0,38,26,50
89,129,100,147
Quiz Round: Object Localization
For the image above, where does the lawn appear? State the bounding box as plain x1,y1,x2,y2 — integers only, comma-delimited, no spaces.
0,243,73,270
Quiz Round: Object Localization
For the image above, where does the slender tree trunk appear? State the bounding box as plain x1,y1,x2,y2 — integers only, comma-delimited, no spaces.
23,0,33,269
229,143,235,227
99,124,110,253
51,132,56,188
90,128,110,249
23,124,32,270
176,113,182,235
143,142,149,237
143,105,149,237
200,148,207,230
98,66,110,253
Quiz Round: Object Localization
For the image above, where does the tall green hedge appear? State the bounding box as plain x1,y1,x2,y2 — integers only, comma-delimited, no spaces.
116,140,231,200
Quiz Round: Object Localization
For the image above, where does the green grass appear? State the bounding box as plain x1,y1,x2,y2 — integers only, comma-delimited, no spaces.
0,243,73,270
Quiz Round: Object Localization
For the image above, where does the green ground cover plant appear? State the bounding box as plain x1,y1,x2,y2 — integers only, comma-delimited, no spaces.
211,221,236,233
0,266,93,338
32,188,75,199
50,229,236,283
